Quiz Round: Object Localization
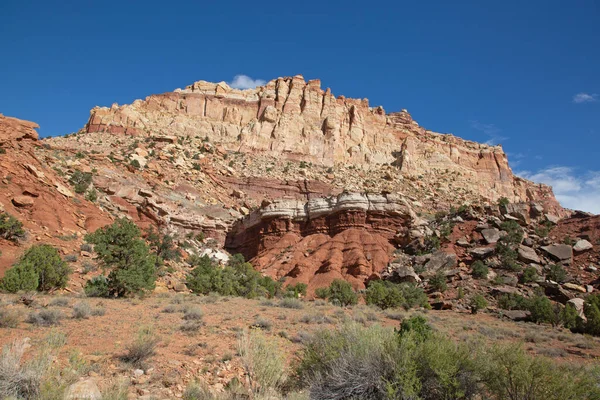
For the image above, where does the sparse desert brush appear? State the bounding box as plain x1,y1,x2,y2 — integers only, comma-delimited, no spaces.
121,326,159,368
279,298,304,309
183,306,204,321
72,301,91,319
0,339,50,399
294,319,600,400
253,317,273,330
0,308,20,328
49,296,70,307
238,330,287,396
27,309,63,326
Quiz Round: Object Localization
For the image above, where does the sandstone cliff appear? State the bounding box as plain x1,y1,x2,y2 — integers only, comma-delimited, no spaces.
226,193,415,292
83,75,561,210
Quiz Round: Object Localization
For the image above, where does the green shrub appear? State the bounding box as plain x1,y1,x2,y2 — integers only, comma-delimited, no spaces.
497,197,510,207
186,254,278,299
129,159,141,169
145,227,180,267
85,188,97,202
547,264,567,283
316,279,358,307
69,170,93,194
528,295,559,325
0,263,38,293
0,212,25,242
561,303,581,330
470,294,487,314
365,280,405,310
521,266,539,283
1,245,70,293
85,219,157,297
471,261,488,279
84,276,110,297
298,321,477,400
428,271,447,292
397,315,432,341
497,293,529,311
583,294,600,335
499,220,523,244
283,282,308,298
496,241,521,271
314,287,329,300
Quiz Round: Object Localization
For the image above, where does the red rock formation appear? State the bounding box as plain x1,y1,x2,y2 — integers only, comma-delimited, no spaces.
226,193,413,292
0,114,112,275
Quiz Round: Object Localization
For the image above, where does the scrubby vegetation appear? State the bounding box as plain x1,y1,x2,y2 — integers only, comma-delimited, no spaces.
314,279,358,306
365,280,428,310
471,260,488,279
145,227,180,267
295,319,600,400
121,326,158,368
68,170,93,194
0,245,70,293
186,254,278,298
0,212,25,242
84,219,157,297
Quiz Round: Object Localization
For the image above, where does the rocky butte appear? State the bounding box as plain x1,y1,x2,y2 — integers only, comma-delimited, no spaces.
84,75,561,211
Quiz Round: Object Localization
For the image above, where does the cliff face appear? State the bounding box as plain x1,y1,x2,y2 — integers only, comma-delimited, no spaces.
83,75,561,209
226,193,415,292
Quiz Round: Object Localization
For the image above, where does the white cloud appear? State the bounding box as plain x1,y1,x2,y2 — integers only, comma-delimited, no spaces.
573,93,598,103
518,167,600,213
469,120,508,145
228,75,266,90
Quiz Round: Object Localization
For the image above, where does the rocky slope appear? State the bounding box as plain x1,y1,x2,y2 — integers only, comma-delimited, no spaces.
0,114,111,275
83,75,562,212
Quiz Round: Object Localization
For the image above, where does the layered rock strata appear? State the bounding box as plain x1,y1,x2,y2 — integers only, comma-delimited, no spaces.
83,76,561,209
226,193,414,291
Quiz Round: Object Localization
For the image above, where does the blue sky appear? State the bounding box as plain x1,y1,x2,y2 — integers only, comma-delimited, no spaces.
1,1,598,212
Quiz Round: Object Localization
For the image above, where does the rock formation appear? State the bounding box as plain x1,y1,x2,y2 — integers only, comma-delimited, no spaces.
226,193,415,292
83,76,562,210
0,115,111,275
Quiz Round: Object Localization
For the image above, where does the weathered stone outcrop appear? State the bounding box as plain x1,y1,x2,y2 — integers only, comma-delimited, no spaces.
83,76,562,210
226,193,414,291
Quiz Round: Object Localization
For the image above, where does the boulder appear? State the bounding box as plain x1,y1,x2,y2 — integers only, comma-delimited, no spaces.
388,263,421,283
469,247,495,259
545,214,560,224
563,283,587,293
566,298,585,319
573,239,593,253
481,228,500,244
65,379,101,400
11,195,34,207
541,244,573,264
423,251,457,272
518,245,541,264
502,310,530,321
